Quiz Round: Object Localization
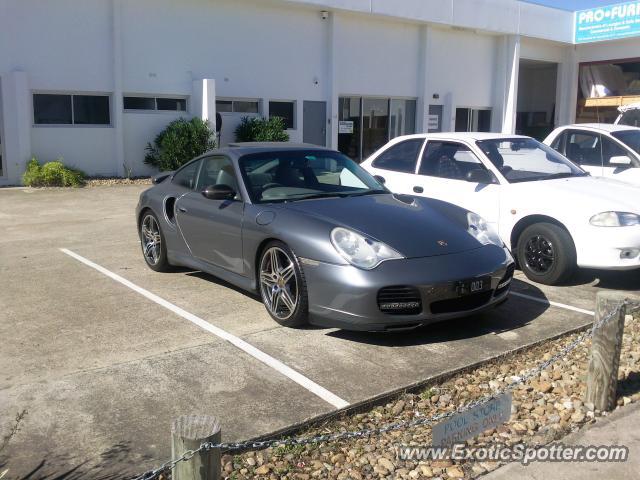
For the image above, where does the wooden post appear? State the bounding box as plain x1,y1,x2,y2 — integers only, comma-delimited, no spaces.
171,415,222,480
585,291,640,411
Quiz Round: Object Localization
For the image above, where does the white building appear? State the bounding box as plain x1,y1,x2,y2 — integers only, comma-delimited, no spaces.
1,0,640,185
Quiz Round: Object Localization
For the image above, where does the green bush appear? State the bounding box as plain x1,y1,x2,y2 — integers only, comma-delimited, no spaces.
22,157,85,187
144,117,215,171
234,116,290,142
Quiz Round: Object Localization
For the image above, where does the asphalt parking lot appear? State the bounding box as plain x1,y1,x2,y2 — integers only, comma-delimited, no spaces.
1,185,638,478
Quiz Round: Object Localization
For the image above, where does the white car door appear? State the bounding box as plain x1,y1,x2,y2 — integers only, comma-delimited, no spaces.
411,140,501,228
362,137,425,195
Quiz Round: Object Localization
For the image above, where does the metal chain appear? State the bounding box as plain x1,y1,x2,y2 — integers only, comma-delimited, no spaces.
133,300,640,480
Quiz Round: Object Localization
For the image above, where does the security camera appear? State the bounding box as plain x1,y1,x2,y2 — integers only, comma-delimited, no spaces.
320,10,329,20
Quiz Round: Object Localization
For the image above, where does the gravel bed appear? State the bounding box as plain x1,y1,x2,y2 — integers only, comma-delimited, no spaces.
221,313,640,479
85,177,151,187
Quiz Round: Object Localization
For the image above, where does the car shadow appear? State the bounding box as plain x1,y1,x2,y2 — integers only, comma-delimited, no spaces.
570,269,640,291
326,278,549,346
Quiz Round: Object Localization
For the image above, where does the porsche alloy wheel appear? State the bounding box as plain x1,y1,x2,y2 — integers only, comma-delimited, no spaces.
259,242,308,327
140,211,169,272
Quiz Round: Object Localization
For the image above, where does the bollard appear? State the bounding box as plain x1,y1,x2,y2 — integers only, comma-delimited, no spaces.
171,415,222,480
585,291,640,412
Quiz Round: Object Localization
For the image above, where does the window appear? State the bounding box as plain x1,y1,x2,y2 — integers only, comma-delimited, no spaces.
611,130,640,157
196,157,239,195
455,108,492,132
372,139,423,173
216,99,260,114
269,101,295,129
172,160,202,190
123,96,187,112
33,93,110,125
419,141,486,181
563,131,631,167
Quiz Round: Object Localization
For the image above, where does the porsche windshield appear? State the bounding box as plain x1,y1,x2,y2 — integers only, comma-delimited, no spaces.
476,138,587,183
239,150,386,203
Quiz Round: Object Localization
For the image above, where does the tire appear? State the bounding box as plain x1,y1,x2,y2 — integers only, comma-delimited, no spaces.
516,222,576,285
258,240,309,327
139,210,170,272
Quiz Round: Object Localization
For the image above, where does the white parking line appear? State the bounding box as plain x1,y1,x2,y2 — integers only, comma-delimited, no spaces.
60,248,350,409
510,291,595,316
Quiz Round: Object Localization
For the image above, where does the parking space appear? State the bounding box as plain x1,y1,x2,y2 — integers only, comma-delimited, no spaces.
1,185,638,478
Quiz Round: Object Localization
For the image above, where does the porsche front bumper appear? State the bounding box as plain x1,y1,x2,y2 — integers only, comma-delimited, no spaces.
301,244,514,331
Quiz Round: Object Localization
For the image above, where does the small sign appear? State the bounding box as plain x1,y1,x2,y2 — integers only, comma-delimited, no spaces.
338,120,354,134
575,1,640,44
427,114,440,131
432,392,512,446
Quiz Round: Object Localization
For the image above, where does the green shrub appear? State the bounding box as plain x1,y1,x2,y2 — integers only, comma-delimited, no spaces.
144,117,216,171
22,157,85,187
234,116,290,142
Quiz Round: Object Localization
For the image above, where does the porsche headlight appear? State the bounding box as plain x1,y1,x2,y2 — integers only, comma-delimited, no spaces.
330,227,403,269
590,212,640,227
467,212,503,246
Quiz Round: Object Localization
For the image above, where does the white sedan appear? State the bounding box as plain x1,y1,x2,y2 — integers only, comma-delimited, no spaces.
544,124,640,186
360,133,640,285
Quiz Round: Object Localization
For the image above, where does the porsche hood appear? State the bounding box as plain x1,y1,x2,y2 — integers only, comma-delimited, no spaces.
281,194,490,258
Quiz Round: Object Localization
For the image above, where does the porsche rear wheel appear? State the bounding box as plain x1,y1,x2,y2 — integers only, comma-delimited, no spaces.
259,241,309,327
140,210,170,272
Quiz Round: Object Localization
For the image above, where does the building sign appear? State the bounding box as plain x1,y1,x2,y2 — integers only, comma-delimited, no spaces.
427,114,440,131
432,392,512,446
338,120,354,134
575,1,640,43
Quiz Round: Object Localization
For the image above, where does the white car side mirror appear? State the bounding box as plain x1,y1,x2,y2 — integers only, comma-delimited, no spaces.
609,155,632,166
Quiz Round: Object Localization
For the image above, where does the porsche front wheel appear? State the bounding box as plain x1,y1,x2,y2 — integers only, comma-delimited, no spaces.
259,241,309,327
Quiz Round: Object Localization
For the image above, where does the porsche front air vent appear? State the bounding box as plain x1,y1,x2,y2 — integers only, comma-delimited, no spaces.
377,286,422,315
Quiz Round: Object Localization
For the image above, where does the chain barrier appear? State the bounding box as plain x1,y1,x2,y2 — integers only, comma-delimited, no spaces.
133,300,640,480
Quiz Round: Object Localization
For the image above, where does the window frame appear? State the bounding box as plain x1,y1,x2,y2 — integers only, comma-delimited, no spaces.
215,98,261,115
171,158,204,191
123,94,189,114
32,91,112,127
268,100,296,130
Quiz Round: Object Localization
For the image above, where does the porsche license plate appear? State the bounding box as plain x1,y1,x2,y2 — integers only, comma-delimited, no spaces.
455,276,491,296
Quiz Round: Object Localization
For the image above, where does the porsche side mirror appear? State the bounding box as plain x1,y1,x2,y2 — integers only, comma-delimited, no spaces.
466,169,495,184
202,184,236,200
374,175,386,185
152,171,173,184
609,155,632,167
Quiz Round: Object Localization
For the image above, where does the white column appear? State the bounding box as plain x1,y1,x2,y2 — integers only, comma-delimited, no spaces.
111,0,125,176
416,25,431,133
493,35,520,134
326,11,339,150
192,78,217,132
556,46,579,126
0,71,32,185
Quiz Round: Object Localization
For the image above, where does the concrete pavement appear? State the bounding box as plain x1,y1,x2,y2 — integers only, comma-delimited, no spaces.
486,402,640,479
1,185,638,478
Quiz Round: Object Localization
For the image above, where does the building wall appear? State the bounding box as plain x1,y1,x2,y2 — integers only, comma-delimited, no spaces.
0,0,637,185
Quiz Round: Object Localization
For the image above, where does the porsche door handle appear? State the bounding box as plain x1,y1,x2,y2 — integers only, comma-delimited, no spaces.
178,207,187,213
413,186,424,193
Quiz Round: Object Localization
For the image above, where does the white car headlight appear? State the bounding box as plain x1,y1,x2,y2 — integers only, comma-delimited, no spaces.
467,212,503,246
590,211,640,227
330,227,403,269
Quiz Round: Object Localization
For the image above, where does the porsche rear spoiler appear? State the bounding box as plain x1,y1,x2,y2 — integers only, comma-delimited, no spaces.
152,171,173,184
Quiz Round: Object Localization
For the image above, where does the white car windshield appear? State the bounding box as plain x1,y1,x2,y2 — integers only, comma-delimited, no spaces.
611,130,640,155
476,138,587,183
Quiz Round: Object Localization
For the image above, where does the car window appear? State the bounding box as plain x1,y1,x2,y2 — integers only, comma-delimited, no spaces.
565,131,602,166
172,160,202,190
600,135,634,167
618,109,640,127
371,139,423,173
196,156,239,194
610,130,640,158
418,141,486,181
550,131,566,152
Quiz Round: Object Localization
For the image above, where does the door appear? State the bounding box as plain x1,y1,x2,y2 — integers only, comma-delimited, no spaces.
175,156,244,274
413,140,500,227
303,101,326,146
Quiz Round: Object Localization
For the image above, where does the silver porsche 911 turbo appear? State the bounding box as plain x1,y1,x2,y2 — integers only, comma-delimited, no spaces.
136,143,515,331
